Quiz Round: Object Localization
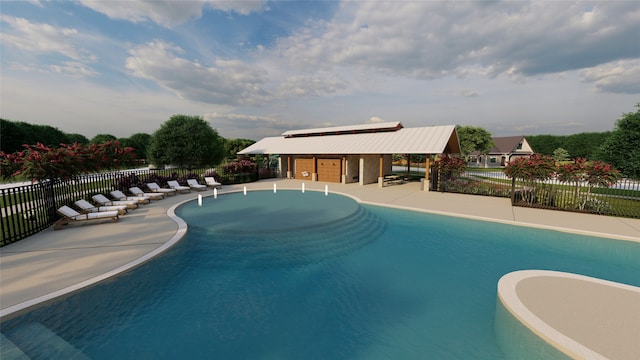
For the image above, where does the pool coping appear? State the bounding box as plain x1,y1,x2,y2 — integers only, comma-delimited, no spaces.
497,270,640,360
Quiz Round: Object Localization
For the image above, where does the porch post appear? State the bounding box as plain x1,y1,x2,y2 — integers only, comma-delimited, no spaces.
342,156,347,184
378,154,384,187
312,156,317,181
287,156,292,179
423,155,430,191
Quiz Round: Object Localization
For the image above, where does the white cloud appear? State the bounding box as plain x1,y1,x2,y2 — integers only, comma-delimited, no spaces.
126,40,271,106
0,15,96,62
204,111,307,138
581,60,640,94
369,116,385,123
78,0,267,28
275,73,348,98
9,61,99,78
271,1,640,87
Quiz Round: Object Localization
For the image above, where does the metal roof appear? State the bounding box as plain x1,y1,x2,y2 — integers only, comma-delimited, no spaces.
282,121,403,137
239,124,460,155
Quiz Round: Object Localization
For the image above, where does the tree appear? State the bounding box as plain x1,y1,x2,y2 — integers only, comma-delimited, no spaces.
552,148,570,162
224,138,256,160
0,119,29,153
66,133,89,144
526,135,563,156
596,104,640,179
556,157,621,209
564,132,610,159
90,134,117,144
527,132,610,159
1,119,81,151
148,115,224,169
119,133,152,160
504,154,556,204
456,125,494,156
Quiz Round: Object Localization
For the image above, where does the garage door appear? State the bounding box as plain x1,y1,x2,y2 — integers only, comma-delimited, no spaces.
317,158,341,183
295,158,314,180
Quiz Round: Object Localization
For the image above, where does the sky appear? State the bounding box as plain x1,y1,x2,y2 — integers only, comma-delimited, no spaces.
1,1,639,141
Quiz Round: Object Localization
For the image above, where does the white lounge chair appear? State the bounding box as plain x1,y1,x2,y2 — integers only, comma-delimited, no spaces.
204,176,222,189
92,194,139,209
55,205,119,230
129,186,165,200
146,182,177,195
167,180,191,193
110,190,151,204
74,199,128,215
186,179,207,191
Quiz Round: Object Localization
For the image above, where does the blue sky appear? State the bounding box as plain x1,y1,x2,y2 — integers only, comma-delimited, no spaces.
1,1,639,140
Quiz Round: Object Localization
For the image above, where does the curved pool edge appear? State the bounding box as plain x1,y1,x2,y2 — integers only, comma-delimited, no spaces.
496,270,640,360
0,201,189,320
2,184,637,323
356,200,640,244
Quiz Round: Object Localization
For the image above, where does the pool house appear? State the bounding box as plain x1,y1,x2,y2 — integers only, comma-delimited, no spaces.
238,122,461,190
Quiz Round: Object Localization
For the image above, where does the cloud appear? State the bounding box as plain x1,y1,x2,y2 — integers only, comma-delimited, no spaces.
204,111,314,138
126,40,272,106
271,1,640,83
275,73,348,97
9,61,99,78
581,59,640,94
0,15,96,62
369,116,385,123
78,0,268,28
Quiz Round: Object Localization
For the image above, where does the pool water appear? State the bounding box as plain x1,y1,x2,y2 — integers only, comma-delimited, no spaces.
2,190,639,359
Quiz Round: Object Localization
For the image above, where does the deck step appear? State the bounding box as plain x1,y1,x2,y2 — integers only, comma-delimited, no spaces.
3,322,90,360
0,333,29,360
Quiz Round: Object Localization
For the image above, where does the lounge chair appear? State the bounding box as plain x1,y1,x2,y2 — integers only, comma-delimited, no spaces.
92,194,139,209
204,176,222,189
110,190,151,204
146,182,177,195
74,199,128,215
167,180,191,193
186,179,207,191
129,186,165,200
55,205,119,230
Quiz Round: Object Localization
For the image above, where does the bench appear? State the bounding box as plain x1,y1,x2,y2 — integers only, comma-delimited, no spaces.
383,175,407,186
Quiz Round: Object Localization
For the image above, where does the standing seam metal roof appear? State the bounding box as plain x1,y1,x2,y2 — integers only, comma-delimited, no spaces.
238,125,460,155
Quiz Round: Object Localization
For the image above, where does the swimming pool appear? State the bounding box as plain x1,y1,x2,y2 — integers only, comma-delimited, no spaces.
2,190,639,359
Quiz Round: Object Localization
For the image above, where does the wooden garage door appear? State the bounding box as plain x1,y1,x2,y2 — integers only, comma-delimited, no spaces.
295,158,314,180
317,158,341,183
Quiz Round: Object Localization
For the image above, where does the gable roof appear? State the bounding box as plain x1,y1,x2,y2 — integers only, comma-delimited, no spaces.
490,136,527,153
239,124,460,155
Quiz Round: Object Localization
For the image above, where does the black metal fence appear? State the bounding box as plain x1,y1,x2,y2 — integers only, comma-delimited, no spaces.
437,168,640,219
1,166,278,246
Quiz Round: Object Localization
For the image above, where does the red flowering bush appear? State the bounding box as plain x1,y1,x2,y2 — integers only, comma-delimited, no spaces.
585,161,621,188
222,159,257,175
504,154,556,182
505,154,556,204
437,154,465,179
0,141,136,181
507,155,621,209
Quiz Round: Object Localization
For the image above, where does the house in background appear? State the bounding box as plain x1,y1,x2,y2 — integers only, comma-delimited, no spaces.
468,136,534,168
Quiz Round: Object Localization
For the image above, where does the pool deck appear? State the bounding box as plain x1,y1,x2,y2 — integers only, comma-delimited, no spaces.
1,179,639,357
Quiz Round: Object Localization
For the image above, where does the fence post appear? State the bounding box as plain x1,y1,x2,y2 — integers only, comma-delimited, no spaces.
510,177,516,205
